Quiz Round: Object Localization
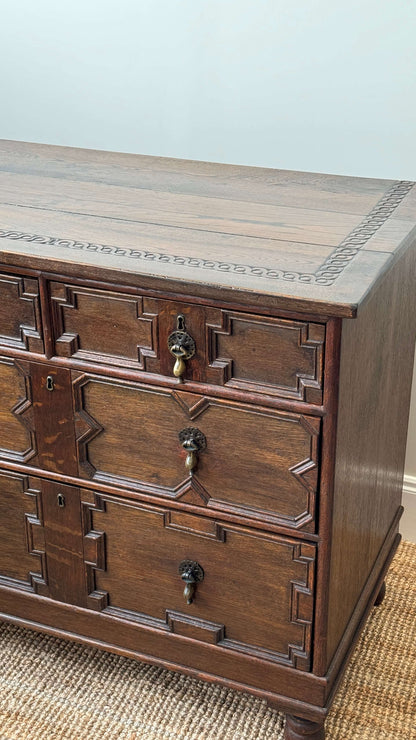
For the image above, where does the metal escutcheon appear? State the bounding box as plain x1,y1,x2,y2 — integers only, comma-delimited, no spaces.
178,560,204,605
167,314,195,381
178,427,206,475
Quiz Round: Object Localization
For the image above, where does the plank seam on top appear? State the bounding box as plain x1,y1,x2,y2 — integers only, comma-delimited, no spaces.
0,180,413,288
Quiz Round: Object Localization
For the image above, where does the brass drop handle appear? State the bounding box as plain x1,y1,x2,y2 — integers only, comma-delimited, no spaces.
178,560,204,605
178,427,206,475
167,314,196,381
171,345,187,379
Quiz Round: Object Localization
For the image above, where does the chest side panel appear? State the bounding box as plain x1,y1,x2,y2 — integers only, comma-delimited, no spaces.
326,243,416,668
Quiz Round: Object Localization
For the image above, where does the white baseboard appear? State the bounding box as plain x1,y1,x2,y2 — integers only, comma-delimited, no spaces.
401,474,416,543
403,473,416,496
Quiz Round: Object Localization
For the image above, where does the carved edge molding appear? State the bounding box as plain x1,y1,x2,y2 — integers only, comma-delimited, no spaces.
0,274,43,352
0,180,413,286
314,180,414,284
24,484,48,595
80,496,315,669
0,474,47,594
50,283,159,370
0,358,38,464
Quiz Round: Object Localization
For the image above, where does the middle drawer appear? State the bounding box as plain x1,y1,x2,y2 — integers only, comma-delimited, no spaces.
74,374,320,531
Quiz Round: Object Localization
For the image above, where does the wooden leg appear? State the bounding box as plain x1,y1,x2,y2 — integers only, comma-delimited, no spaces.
374,579,386,606
284,714,325,739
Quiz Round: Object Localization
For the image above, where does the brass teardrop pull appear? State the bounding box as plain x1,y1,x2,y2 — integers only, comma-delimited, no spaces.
178,560,204,605
167,314,196,382
178,427,207,475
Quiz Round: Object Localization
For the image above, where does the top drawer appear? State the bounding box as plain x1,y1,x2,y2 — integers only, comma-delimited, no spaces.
0,273,43,353
49,281,325,404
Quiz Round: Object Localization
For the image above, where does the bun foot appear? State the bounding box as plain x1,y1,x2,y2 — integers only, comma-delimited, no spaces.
374,580,386,606
284,715,325,739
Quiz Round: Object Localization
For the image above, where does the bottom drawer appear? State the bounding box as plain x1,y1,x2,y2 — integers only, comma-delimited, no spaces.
83,492,316,671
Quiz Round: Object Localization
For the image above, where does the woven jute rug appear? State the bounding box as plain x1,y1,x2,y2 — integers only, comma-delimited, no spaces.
0,541,415,740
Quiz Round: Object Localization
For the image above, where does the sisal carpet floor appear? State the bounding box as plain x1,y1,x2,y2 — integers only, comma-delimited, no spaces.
0,541,415,740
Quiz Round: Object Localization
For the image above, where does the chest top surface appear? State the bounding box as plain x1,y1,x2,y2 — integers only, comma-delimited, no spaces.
0,139,415,317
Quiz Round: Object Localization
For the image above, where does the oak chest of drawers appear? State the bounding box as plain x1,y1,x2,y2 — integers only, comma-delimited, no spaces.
0,141,415,739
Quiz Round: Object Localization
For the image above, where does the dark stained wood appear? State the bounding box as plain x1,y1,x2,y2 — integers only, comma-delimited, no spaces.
50,282,159,372
40,480,88,606
0,471,46,592
0,458,321,542
0,143,414,731
48,283,325,404
311,318,342,675
284,715,325,739
73,376,319,530
374,580,386,606
205,311,324,403
0,357,36,465
30,362,78,476
0,272,43,353
324,532,400,707
83,493,315,670
0,343,327,418
66,293,326,404
325,242,416,667
0,583,328,711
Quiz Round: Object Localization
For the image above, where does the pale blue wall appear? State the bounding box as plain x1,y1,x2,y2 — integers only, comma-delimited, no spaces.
1,0,416,178
1,0,415,477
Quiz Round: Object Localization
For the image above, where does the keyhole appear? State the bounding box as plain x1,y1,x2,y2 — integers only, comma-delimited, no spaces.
57,493,65,508
176,314,185,331
46,375,54,392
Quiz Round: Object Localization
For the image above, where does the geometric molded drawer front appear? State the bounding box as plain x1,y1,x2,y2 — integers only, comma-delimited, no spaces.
50,282,159,372
0,273,43,353
0,471,46,593
74,376,320,531
82,493,316,671
0,357,36,465
50,281,324,403
205,311,325,404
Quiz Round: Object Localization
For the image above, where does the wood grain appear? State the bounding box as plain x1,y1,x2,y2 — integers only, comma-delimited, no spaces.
325,242,416,666
85,494,315,670
73,376,319,530
30,363,78,476
0,273,43,352
0,471,45,591
0,142,414,733
0,140,414,316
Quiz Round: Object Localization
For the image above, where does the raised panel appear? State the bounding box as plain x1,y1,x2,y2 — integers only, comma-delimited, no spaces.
73,376,319,530
0,471,46,593
0,273,43,352
50,282,159,372
73,376,189,490
206,312,324,403
82,495,315,670
0,357,37,464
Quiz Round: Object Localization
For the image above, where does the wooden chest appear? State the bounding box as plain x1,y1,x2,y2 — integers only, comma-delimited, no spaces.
0,141,415,739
